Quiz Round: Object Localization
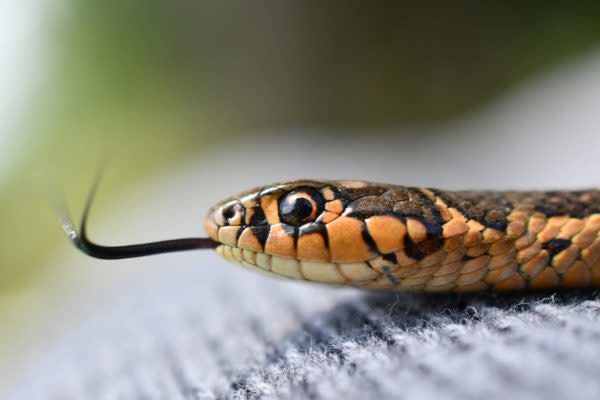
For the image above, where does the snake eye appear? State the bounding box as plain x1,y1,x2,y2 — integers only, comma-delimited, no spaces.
279,190,322,226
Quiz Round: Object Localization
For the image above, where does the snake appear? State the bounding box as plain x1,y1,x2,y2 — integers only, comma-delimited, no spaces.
59,178,600,292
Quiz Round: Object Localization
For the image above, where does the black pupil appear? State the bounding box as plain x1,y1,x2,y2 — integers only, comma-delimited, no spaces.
291,198,313,220
282,196,313,225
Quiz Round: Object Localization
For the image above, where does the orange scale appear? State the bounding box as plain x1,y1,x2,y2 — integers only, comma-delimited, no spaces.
325,199,344,214
365,215,406,254
529,267,560,289
561,261,592,288
237,228,264,253
493,274,526,291
264,223,296,258
217,226,241,247
260,194,281,225
326,216,372,262
297,230,330,261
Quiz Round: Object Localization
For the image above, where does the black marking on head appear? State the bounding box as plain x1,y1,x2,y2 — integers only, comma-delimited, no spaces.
403,236,427,261
361,223,379,255
423,220,443,240
281,223,299,247
235,226,244,241
402,218,443,261
250,226,270,248
299,223,329,248
382,252,398,264
249,206,267,225
543,238,572,256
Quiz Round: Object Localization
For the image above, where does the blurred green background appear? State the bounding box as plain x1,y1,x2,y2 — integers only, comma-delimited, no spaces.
4,1,600,297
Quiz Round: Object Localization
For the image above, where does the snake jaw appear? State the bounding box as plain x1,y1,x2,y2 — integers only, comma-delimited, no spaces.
215,244,384,288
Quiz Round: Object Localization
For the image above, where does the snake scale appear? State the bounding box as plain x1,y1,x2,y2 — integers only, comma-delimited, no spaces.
62,179,600,292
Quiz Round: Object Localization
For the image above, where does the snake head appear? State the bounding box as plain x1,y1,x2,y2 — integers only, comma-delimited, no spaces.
204,180,402,285
59,172,434,289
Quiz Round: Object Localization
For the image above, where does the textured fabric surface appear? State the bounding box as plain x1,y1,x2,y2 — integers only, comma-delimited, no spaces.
12,275,600,399
8,49,600,399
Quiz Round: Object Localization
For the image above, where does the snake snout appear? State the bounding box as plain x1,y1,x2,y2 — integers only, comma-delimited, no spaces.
219,201,245,226
203,199,247,246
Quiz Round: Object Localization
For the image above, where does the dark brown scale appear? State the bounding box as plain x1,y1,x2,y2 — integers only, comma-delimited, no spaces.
344,196,393,219
543,239,572,256
248,206,267,225
360,223,379,254
404,236,443,261
342,185,389,201
250,226,270,247
523,191,600,218
382,252,398,264
430,189,513,231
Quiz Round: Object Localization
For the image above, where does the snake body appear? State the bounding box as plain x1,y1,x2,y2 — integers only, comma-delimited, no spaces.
204,180,600,292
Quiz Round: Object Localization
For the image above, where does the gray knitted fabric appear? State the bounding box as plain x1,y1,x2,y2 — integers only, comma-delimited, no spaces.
12,266,600,400
9,49,600,399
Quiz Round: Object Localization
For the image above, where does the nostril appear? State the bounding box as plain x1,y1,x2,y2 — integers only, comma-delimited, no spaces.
222,207,236,220
219,202,244,226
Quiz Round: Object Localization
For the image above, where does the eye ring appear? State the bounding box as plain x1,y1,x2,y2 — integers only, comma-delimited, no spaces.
279,189,323,226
